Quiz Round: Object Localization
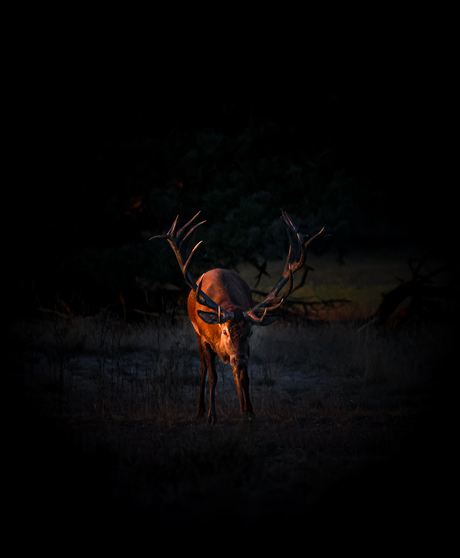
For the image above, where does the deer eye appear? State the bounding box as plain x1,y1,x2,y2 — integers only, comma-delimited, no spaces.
222,329,228,335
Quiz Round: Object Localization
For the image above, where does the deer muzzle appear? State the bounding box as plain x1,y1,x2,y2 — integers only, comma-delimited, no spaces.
230,356,249,370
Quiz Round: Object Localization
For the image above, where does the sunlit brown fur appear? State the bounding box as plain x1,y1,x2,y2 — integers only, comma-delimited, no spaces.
188,269,254,424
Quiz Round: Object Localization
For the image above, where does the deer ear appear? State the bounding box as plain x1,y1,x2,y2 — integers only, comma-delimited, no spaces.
197,310,220,324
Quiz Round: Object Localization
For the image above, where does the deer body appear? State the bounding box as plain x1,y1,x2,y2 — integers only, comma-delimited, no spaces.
151,211,323,424
188,269,254,423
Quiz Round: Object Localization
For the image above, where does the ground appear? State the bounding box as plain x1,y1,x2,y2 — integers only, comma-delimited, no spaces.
7,253,455,538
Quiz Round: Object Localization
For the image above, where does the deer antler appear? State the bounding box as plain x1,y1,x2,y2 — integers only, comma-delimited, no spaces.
244,210,324,324
150,212,234,323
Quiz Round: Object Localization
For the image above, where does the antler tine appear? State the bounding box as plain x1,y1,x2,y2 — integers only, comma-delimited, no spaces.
280,208,297,231
150,212,203,243
167,214,180,237
176,211,204,242
281,209,305,274
303,226,325,248
183,240,204,277
179,220,207,262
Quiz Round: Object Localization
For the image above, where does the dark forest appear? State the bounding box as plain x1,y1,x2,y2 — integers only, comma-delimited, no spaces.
10,52,452,320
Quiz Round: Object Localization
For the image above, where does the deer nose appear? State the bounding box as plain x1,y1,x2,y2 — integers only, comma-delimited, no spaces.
230,356,248,369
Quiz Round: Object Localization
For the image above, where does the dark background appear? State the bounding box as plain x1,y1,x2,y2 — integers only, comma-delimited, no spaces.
9,32,454,321
6,21,457,538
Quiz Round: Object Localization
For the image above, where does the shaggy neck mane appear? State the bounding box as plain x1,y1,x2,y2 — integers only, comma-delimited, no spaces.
227,308,250,340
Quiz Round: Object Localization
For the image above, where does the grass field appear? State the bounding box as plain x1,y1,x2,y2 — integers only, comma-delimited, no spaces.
7,251,455,537
246,247,450,319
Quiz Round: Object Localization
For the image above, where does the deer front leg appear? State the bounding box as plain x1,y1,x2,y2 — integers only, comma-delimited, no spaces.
232,366,254,417
199,341,217,424
206,354,218,425
232,367,245,413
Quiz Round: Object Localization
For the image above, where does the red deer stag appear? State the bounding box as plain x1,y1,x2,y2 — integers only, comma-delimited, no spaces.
151,210,323,424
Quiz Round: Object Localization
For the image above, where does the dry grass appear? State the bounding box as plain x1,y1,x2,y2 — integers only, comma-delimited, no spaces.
9,303,451,532
8,252,455,533
15,310,440,416
245,249,451,321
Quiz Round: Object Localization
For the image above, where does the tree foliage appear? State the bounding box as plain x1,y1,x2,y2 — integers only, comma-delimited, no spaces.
16,102,410,315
